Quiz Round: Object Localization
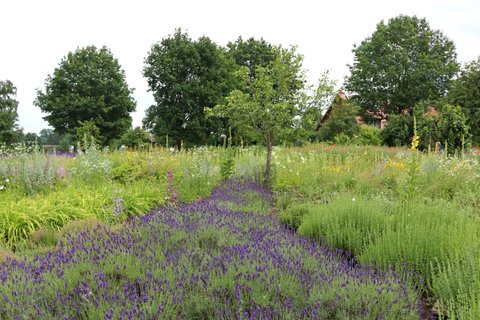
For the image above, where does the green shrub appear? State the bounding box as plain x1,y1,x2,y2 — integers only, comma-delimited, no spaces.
353,125,382,146
432,248,480,319
318,99,360,142
381,114,413,147
298,195,389,254
279,203,311,229
27,228,58,248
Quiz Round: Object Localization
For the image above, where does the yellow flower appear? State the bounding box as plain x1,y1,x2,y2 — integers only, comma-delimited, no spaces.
411,133,420,150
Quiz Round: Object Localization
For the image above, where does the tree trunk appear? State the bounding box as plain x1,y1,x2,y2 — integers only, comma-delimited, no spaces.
265,142,272,187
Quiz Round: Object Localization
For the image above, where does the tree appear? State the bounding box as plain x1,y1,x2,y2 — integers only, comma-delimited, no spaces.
345,15,458,115
298,71,337,142
35,46,136,146
381,102,471,152
317,96,360,142
39,128,61,145
211,45,305,186
381,114,414,147
448,57,480,143
227,37,276,81
121,127,151,148
143,29,237,149
24,132,39,145
436,104,471,154
0,80,21,145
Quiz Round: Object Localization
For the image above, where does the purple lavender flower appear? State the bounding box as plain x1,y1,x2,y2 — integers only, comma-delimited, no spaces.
0,180,421,319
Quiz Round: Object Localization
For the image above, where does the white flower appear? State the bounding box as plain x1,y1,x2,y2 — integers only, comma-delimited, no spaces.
5,179,9,183
0,185,4,190
352,197,356,202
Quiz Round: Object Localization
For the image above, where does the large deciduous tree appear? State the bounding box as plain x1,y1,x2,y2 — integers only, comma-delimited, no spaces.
211,46,305,186
448,57,480,143
143,29,236,148
35,46,136,145
345,15,458,115
227,37,276,81
0,80,21,145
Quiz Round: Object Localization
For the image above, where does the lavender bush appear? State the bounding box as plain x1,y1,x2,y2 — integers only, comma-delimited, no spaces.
0,180,421,319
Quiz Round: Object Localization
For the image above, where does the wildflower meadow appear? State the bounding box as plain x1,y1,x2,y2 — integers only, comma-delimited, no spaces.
0,143,478,319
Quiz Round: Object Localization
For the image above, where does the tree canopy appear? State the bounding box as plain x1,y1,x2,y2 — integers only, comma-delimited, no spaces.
0,80,21,145
35,46,136,146
121,127,151,149
143,29,237,148
448,57,480,143
39,128,60,145
211,45,305,185
345,15,459,115
227,37,276,82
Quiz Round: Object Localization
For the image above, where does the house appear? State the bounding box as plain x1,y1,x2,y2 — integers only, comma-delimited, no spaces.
315,91,349,131
315,91,388,131
316,92,438,132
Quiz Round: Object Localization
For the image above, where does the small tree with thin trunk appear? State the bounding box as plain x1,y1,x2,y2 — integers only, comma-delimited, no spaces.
211,46,305,186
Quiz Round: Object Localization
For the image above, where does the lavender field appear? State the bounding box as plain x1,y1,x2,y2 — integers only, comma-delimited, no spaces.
0,180,421,319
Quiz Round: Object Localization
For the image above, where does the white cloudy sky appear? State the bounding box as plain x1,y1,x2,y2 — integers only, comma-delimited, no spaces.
1,0,479,133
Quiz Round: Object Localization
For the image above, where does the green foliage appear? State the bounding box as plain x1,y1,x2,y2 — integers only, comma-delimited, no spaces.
120,126,150,149
353,125,382,146
296,195,479,317
431,247,480,319
0,145,239,247
227,37,276,81
39,128,61,145
299,72,338,142
449,57,480,144
0,149,62,195
437,104,471,154
75,120,102,148
346,15,459,115
318,97,360,142
0,80,21,145
23,132,39,145
381,103,470,152
274,144,480,318
297,197,388,253
71,143,112,184
143,29,237,148
279,203,311,230
417,113,440,150
58,134,74,152
220,153,235,180
381,114,414,147
212,45,306,185
35,45,136,145
27,228,59,249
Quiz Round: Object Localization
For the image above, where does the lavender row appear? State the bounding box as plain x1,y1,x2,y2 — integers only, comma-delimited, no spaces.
0,180,421,319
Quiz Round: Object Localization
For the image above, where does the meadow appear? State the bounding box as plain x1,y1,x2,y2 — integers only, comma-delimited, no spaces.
275,144,480,319
0,143,478,319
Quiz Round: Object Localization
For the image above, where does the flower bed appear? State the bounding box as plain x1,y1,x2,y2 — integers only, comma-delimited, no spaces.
0,180,421,319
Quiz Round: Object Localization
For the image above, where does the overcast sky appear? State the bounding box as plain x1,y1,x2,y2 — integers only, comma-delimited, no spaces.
2,0,479,133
